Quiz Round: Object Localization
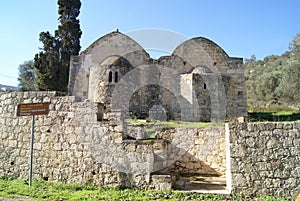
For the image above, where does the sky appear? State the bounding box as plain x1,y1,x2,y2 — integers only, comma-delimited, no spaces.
0,0,299,87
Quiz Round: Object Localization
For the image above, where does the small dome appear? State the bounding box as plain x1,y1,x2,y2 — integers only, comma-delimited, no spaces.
101,56,132,66
193,66,213,74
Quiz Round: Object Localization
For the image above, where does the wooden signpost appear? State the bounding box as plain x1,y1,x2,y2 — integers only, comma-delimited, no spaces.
17,103,50,116
16,102,50,186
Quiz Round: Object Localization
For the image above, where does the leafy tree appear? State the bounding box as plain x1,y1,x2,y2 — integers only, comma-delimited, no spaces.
279,33,300,102
278,64,299,102
245,32,300,110
289,33,300,53
18,60,36,91
244,54,256,64
34,31,60,91
34,0,82,92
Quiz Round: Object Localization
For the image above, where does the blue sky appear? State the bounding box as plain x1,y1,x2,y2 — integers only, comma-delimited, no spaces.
0,0,299,86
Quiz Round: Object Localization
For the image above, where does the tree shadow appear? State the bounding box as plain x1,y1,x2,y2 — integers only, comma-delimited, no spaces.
248,111,300,122
151,144,226,191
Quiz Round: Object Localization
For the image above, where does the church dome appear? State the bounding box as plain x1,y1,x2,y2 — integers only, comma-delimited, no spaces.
101,56,132,67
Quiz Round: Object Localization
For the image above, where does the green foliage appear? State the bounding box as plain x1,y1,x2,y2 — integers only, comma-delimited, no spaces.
34,0,82,92
34,31,60,91
0,174,15,181
0,178,293,201
57,0,82,92
17,60,36,91
125,119,215,128
245,33,300,110
248,110,300,122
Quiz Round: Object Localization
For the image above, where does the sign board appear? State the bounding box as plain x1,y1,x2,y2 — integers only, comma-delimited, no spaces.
17,102,50,116
16,102,50,186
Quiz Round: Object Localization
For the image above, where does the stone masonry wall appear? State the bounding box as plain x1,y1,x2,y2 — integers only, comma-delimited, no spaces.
0,92,122,186
69,31,248,122
227,122,300,197
160,127,226,176
0,91,147,188
2,91,298,195
0,91,226,190
125,124,226,176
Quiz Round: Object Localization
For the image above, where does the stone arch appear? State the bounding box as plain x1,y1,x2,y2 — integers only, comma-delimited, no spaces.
88,56,133,103
69,31,151,100
129,84,181,120
192,65,213,74
172,37,229,74
80,31,150,68
171,37,229,122
111,64,200,122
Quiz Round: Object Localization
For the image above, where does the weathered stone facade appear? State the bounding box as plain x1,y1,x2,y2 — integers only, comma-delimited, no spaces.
0,92,299,196
1,31,298,196
0,91,226,190
227,122,300,197
68,31,247,122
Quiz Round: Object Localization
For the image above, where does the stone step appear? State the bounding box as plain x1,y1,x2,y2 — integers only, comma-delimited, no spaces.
174,175,226,191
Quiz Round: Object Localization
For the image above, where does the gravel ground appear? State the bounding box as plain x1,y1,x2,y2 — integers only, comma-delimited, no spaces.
0,195,37,201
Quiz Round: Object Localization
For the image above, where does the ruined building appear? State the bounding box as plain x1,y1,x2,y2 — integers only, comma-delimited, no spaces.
68,30,247,122
1,31,299,196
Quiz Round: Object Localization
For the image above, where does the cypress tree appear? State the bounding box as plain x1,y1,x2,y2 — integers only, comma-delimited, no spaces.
34,0,82,92
57,0,82,92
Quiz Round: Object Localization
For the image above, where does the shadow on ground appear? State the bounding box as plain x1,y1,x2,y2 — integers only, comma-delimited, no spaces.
248,111,300,122
173,173,226,191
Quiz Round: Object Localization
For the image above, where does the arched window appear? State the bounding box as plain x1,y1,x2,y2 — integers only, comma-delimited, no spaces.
204,83,207,89
115,72,118,82
108,71,113,83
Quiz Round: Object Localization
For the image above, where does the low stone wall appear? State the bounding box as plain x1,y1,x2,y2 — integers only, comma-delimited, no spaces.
163,127,226,176
0,91,137,187
0,91,226,190
126,124,226,176
227,122,300,197
2,91,298,196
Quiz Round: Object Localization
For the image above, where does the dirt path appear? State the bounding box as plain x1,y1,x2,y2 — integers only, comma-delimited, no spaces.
0,195,37,201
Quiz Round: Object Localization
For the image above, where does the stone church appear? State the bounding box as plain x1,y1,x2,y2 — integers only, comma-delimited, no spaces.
1,31,298,195
68,30,247,122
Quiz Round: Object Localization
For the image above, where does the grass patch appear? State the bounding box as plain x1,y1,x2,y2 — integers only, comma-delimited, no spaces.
0,178,293,201
125,119,222,128
162,121,214,128
248,110,300,122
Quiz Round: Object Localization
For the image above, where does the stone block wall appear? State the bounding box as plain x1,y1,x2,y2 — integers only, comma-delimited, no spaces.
1,92,114,185
0,91,226,190
125,124,226,176
227,122,300,197
69,31,248,122
164,127,226,176
1,91,298,196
